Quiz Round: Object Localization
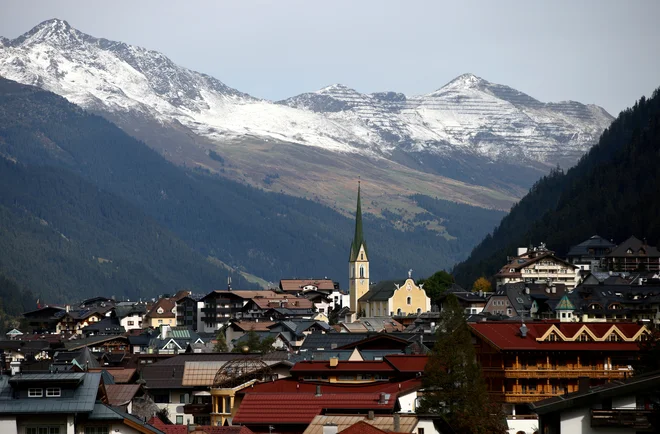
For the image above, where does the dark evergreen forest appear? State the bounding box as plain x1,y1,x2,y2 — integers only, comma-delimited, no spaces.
453,87,660,287
0,78,502,301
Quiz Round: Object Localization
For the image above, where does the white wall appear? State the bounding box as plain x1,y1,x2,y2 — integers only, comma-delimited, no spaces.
120,314,143,331
0,416,17,434
414,419,438,434
560,407,636,434
397,391,418,413
154,390,194,425
506,417,538,434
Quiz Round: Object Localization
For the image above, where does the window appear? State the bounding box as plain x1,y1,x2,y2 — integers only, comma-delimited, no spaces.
85,428,109,434
46,387,61,397
180,393,187,404
28,388,43,397
27,427,61,434
359,266,365,278
127,321,134,326
407,297,412,305
176,416,184,425
158,319,163,324
396,308,402,315
418,429,424,434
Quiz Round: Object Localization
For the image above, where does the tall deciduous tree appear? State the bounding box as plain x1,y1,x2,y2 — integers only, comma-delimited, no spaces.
419,270,454,306
472,277,492,293
419,294,504,434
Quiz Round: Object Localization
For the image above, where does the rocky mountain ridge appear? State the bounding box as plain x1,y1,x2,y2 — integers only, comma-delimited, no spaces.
0,19,614,214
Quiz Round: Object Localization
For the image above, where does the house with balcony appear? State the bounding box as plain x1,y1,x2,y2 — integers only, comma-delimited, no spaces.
567,235,617,274
496,245,580,290
143,298,177,329
469,320,649,416
529,370,660,433
176,294,204,331
606,236,660,272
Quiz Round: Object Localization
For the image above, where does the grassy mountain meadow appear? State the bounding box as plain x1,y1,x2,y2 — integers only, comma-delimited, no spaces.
453,87,660,287
0,77,504,301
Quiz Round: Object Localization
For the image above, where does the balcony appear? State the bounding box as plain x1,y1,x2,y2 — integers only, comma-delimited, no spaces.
483,367,630,380
591,409,655,431
183,403,212,415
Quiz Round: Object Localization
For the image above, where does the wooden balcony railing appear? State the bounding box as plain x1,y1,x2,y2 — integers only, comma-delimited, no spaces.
591,409,655,430
482,367,630,379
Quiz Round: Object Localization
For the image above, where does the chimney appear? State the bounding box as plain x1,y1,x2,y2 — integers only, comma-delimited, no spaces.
368,411,375,420
578,376,590,393
378,392,388,404
329,357,339,367
393,413,400,432
65,304,71,313
323,424,338,434
315,385,322,396
519,323,528,338
517,247,528,256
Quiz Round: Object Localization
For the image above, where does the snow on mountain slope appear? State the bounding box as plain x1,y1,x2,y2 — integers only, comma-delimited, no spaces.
0,19,613,175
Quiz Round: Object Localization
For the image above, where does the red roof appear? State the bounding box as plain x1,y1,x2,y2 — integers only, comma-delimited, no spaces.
340,421,391,434
383,355,428,373
147,418,255,434
239,378,422,395
233,392,398,424
470,321,645,351
291,361,396,374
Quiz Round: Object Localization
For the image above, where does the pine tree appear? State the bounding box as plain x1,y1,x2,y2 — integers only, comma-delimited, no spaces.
213,326,228,352
419,294,504,434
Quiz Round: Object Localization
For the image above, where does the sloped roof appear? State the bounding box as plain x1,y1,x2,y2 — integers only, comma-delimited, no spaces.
359,281,406,302
230,321,276,332
234,392,397,424
88,403,165,433
567,235,617,257
148,417,253,434
240,378,422,395
0,372,100,414
608,236,660,257
470,321,645,351
304,414,418,434
340,421,390,434
554,294,576,311
105,384,141,406
145,298,176,319
280,279,336,292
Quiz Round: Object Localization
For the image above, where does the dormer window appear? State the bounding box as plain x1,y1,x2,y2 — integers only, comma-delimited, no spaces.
28,388,43,397
46,387,61,397
157,307,164,314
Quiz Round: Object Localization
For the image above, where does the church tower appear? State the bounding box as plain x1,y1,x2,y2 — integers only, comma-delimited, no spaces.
349,181,369,316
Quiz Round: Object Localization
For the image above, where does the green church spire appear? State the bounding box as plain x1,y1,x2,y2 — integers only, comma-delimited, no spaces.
349,180,368,261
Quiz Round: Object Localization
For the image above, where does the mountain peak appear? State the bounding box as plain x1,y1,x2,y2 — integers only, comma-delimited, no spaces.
15,18,81,47
318,83,352,93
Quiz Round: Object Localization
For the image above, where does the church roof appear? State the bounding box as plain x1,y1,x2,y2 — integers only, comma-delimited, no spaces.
349,183,368,262
359,280,405,302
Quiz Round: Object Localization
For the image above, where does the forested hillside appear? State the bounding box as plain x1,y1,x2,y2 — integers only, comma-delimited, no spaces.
0,77,502,299
0,157,252,301
453,88,660,287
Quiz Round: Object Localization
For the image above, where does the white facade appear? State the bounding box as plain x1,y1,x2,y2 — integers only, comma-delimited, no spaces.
551,395,637,434
120,313,143,331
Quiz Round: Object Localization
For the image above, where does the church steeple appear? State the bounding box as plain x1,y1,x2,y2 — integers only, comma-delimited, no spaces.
348,181,370,318
349,181,368,261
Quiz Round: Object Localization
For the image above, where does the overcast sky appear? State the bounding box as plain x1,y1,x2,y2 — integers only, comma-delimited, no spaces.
2,0,659,115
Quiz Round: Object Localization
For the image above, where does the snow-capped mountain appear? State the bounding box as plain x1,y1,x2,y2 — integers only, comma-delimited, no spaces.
0,19,614,213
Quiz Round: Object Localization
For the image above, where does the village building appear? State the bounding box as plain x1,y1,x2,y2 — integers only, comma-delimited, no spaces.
358,276,431,318
470,320,649,413
495,244,580,290
606,235,660,272
566,234,617,273
529,371,660,434
143,297,177,328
